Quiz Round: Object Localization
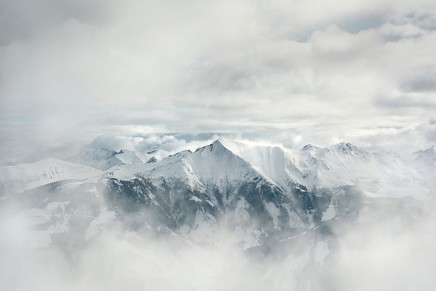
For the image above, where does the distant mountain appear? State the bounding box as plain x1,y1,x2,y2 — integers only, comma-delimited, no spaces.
414,146,436,168
69,146,147,170
412,146,436,188
0,158,101,197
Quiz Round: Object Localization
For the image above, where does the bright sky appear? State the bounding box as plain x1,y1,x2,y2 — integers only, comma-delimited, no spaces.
1,0,436,162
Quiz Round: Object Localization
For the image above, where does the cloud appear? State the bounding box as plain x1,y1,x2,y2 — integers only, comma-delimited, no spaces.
1,0,436,163
0,0,106,45
375,94,436,108
400,66,436,92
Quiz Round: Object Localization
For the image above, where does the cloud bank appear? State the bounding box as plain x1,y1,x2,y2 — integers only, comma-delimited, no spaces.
1,0,436,161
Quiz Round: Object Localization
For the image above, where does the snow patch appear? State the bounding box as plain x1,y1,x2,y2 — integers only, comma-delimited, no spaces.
322,202,336,221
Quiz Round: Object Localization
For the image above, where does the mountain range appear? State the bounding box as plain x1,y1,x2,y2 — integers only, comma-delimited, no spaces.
0,138,434,252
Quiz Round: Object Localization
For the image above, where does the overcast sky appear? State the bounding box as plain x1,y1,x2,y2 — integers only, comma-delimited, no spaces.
1,0,436,162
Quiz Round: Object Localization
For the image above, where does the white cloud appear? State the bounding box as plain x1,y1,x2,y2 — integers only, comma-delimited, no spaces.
1,0,436,163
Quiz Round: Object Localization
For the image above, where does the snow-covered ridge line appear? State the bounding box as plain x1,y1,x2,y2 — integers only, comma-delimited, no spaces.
105,138,433,199
2,138,435,200
0,158,102,196
208,139,433,199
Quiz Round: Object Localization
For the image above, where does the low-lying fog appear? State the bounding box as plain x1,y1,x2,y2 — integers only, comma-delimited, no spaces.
1,189,435,291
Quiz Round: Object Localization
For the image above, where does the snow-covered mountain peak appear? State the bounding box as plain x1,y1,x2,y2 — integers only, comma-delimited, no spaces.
194,139,228,155
328,142,365,156
416,145,435,156
126,139,266,192
301,144,321,152
413,145,436,173
70,145,146,170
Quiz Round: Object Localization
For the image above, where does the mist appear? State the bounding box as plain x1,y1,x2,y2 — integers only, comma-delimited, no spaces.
1,183,435,291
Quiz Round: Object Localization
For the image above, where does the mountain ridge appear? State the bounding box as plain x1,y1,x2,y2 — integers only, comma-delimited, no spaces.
1,138,433,250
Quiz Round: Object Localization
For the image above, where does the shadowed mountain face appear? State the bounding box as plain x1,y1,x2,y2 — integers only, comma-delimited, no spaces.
104,176,364,249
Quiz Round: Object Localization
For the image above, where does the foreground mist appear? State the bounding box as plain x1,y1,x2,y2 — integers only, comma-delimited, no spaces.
1,190,435,291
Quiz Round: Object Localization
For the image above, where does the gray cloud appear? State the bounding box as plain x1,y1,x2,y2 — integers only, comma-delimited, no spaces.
375,95,436,108
400,67,436,92
0,0,105,44
394,7,436,31
1,0,436,163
